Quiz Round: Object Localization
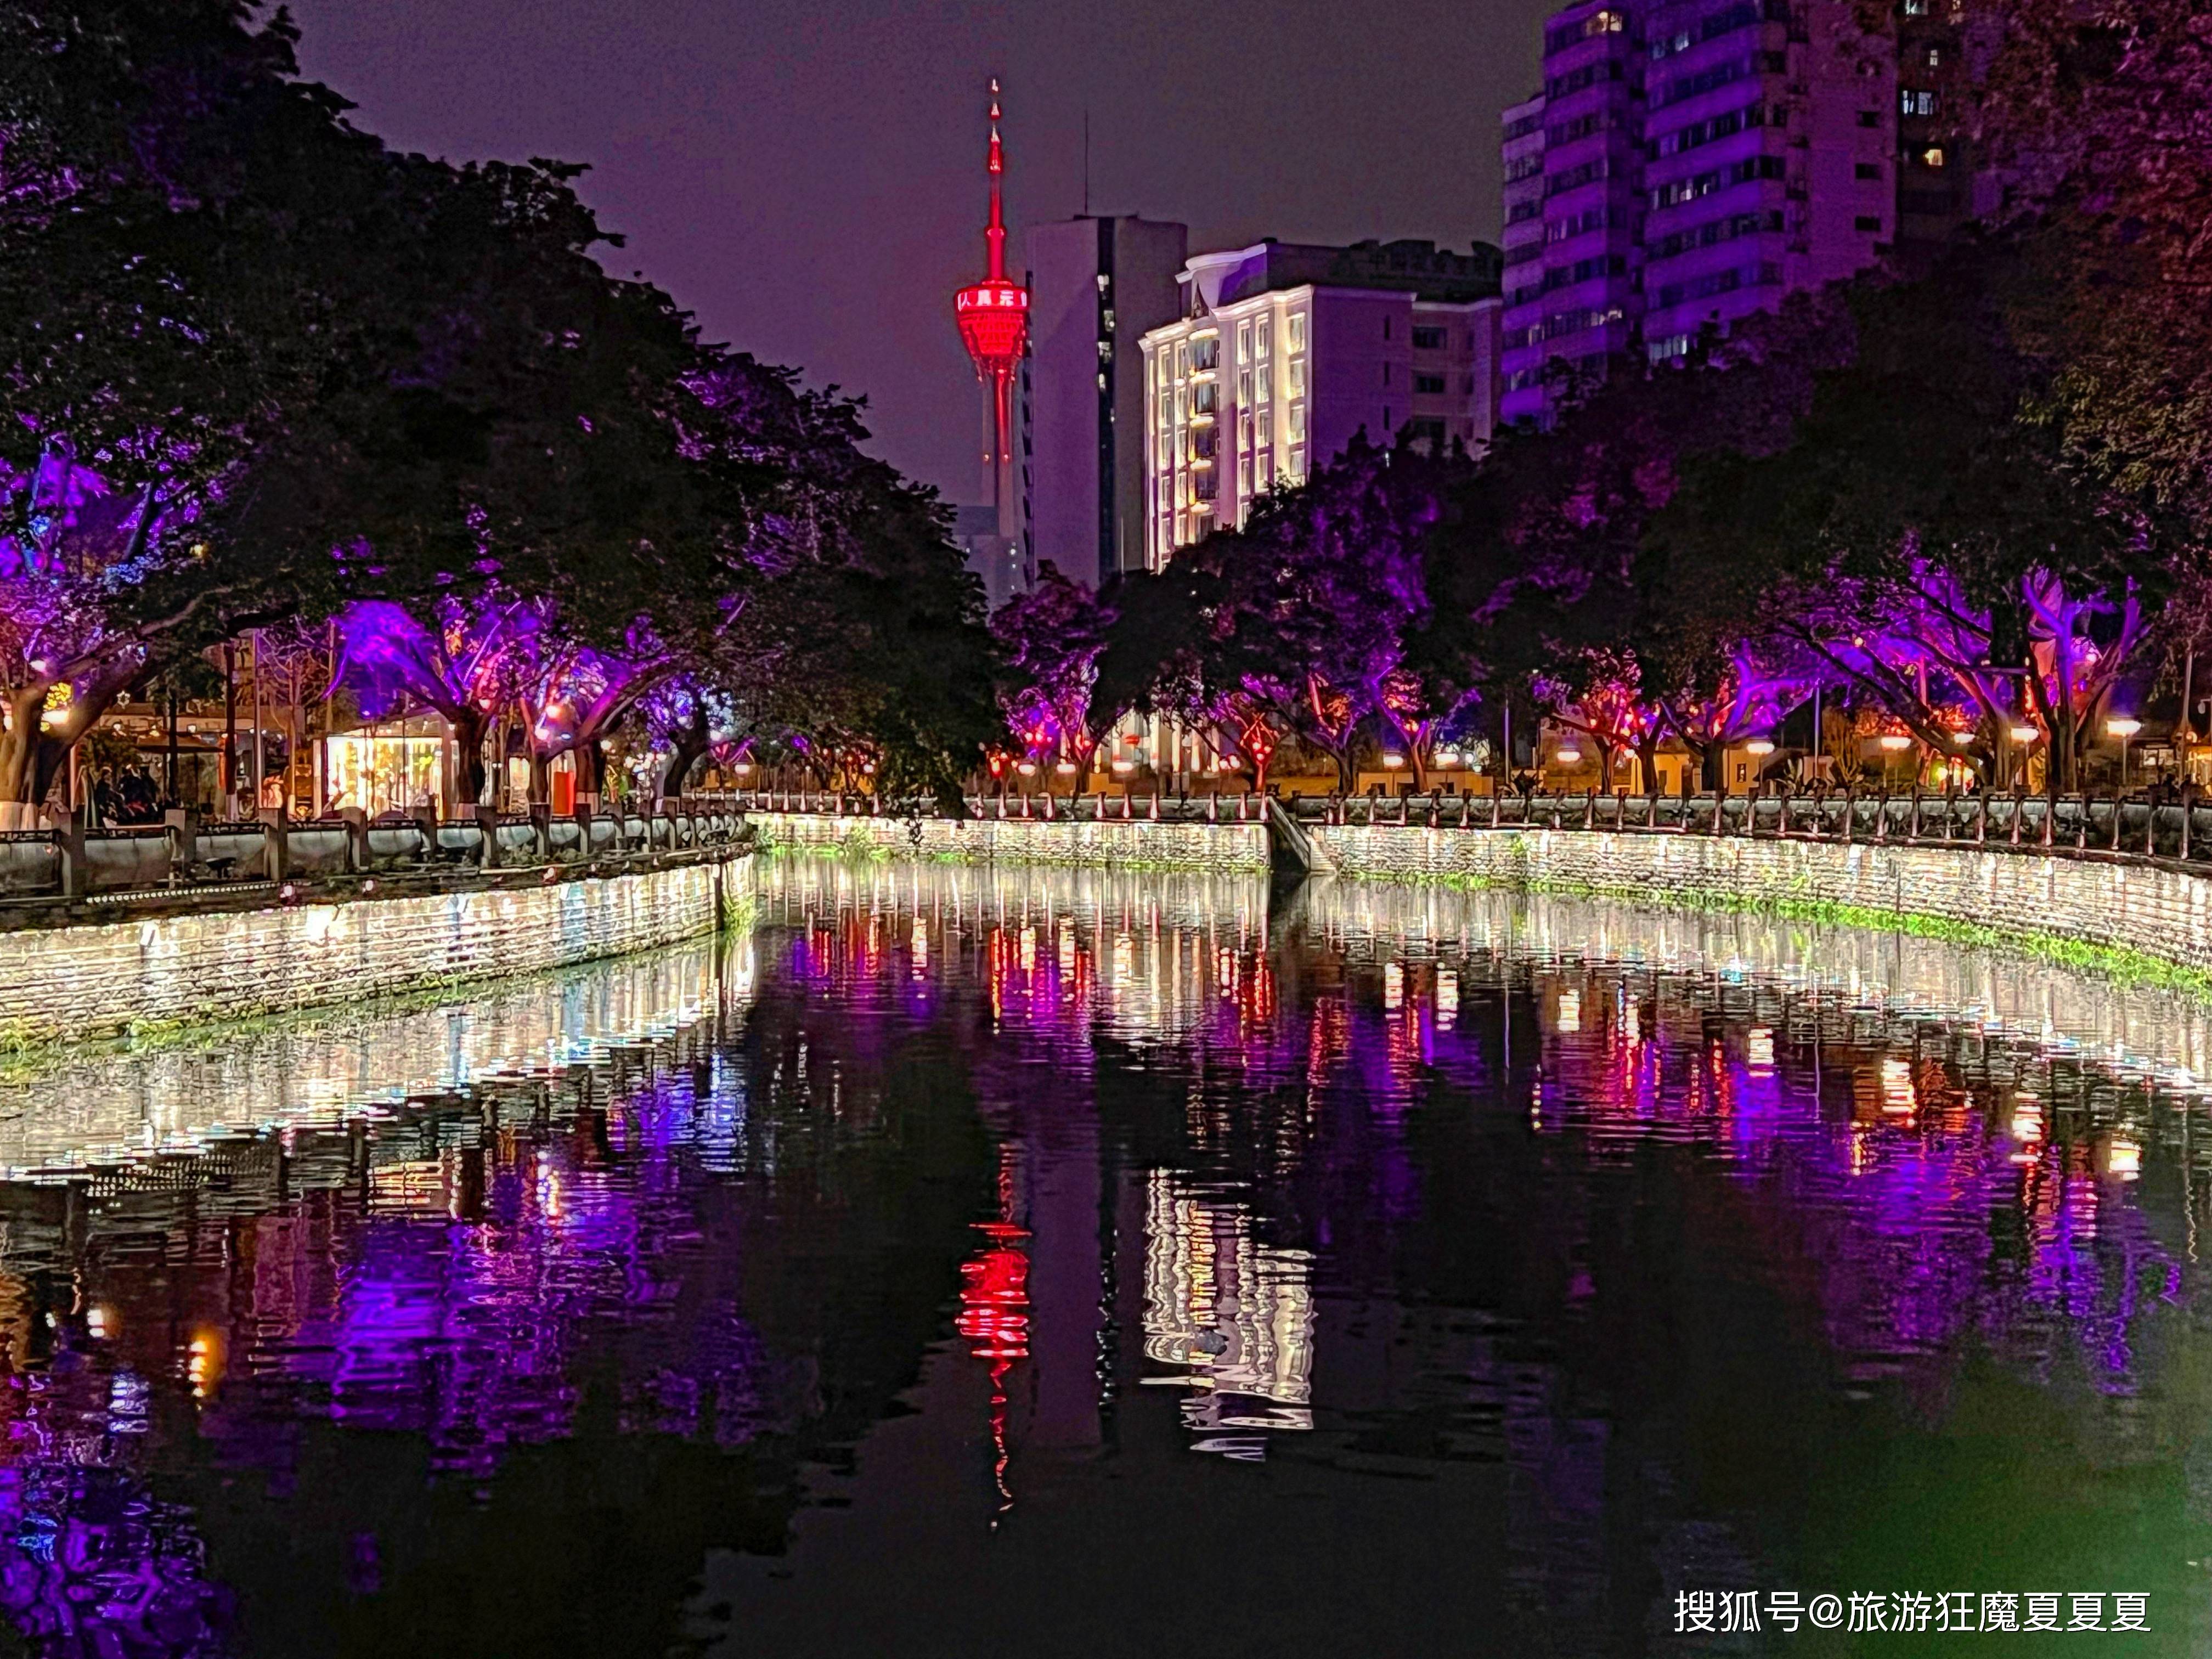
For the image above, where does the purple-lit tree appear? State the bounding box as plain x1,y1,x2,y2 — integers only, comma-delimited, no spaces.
336,595,542,806
1770,560,2147,789
992,562,1116,775
1143,435,1469,792
1530,647,1655,792
1649,644,1817,791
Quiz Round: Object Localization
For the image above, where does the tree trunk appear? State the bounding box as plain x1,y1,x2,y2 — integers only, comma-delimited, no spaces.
1635,732,1662,799
451,707,490,806
0,683,49,828
658,708,711,801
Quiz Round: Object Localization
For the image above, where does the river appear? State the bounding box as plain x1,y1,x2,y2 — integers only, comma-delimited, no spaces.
0,855,2202,1656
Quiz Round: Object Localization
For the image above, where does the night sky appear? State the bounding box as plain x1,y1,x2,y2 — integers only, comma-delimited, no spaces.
286,0,1554,505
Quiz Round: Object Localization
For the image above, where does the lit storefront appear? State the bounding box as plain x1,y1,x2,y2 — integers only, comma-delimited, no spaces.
323,719,452,817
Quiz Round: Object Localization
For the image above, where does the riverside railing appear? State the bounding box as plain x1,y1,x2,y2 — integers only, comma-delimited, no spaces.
1294,788,2211,869
731,785,2212,875
0,800,752,915
731,789,1269,825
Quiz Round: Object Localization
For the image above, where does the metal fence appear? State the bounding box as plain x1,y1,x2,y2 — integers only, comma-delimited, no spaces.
732,786,2212,874
0,802,752,910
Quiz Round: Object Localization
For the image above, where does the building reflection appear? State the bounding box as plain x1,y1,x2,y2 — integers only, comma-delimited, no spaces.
1140,1172,1314,1455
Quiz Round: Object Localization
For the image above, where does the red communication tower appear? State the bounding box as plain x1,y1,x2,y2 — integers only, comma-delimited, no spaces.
954,78,1029,534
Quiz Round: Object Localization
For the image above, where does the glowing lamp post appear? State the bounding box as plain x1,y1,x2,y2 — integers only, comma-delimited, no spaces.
2107,715,2141,788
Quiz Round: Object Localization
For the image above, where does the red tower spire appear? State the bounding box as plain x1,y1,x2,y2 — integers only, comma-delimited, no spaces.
955,77,1029,534
985,79,1008,282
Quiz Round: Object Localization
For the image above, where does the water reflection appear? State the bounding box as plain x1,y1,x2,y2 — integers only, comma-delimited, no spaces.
0,861,2202,1654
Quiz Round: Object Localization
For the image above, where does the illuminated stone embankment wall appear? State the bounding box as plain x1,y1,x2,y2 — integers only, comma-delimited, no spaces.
1307,825,2212,975
758,811,1271,873
0,853,754,1045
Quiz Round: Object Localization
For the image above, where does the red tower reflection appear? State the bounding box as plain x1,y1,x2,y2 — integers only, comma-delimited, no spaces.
955,1150,1031,1515
952,78,1029,542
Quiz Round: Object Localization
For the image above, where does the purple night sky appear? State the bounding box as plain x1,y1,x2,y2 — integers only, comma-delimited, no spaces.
284,0,1553,506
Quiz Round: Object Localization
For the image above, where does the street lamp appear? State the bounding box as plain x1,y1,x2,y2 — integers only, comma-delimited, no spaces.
2107,715,2141,788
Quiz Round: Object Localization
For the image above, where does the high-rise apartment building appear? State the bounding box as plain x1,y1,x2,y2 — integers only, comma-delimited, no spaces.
1501,0,1909,427
1500,4,1644,427
1023,216,1189,590
1139,239,1503,568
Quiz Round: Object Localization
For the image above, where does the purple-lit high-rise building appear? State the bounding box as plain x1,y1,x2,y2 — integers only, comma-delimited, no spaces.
1501,0,1905,428
1499,3,1643,429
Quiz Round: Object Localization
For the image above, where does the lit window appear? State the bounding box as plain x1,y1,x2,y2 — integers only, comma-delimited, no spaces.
1237,321,1251,363
1238,368,1252,406
1287,359,1306,398
1922,145,1946,167
1256,409,1271,447
1255,317,1271,359
1285,313,1306,354
1287,402,1307,441
1900,89,1938,117
1256,364,1272,404
1584,8,1623,36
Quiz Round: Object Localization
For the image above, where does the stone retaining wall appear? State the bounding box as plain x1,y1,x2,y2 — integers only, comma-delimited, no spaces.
756,811,1271,873
1308,823,2212,977
0,852,753,1045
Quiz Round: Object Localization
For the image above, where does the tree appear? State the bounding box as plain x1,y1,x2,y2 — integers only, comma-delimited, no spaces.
1651,239,2178,794
992,563,1118,774
1530,647,1652,792
0,1,722,822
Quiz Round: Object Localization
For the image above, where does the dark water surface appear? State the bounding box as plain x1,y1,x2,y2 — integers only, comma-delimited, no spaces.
0,856,2208,1657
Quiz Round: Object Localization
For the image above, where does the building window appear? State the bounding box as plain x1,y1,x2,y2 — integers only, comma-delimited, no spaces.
1926,47,1940,66
1854,215,1882,232
1238,453,1252,494
1238,368,1252,407
1412,325,1446,349
1900,89,1938,117
1237,321,1251,363
1382,315,1391,341
1415,373,1447,394
1286,403,1306,442
1255,317,1271,359
1175,343,1188,377
1286,313,1306,354
1256,408,1271,447
1287,446,1306,482
1857,110,1880,127
1256,364,1272,404
1287,359,1306,398
1855,162,1881,179
1584,8,1624,35
1921,145,1946,167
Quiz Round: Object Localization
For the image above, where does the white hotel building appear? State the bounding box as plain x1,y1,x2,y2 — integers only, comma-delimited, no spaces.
1140,239,1503,568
